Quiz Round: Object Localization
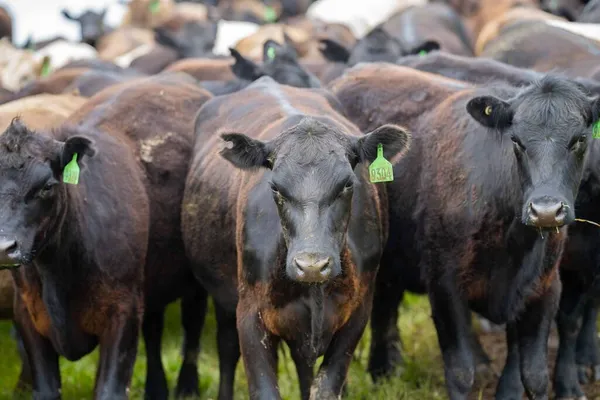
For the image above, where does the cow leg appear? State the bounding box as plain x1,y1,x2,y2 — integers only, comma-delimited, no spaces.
309,301,371,399
13,296,61,400
94,305,141,400
368,272,404,380
467,312,496,383
175,286,209,399
215,302,241,400
518,280,559,400
496,323,524,400
237,309,280,400
554,281,586,400
142,307,169,400
13,323,34,392
576,301,600,384
289,345,315,400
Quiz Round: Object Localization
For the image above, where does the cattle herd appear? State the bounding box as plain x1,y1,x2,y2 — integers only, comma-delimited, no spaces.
4,0,600,399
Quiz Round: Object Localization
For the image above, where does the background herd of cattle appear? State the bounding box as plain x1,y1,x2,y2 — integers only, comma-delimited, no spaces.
4,0,600,399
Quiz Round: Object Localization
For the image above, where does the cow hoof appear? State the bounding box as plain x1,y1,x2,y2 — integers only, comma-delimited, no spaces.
175,363,200,399
577,365,589,384
475,363,498,383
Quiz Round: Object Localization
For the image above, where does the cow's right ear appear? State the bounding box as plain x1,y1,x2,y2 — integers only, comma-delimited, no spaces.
467,95,513,130
230,48,264,81
61,10,77,21
220,133,272,169
319,39,351,63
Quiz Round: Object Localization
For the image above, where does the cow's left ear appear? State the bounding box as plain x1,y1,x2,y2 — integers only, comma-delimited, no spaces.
220,133,273,169
355,124,411,163
59,136,96,170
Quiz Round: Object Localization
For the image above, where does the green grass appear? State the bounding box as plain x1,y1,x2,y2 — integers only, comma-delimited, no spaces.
0,293,446,399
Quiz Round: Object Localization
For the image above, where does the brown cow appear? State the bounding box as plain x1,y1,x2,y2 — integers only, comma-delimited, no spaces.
0,5,12,41
66,74,212,400
182,76,410,400
329,63,597,399
164,57,236,81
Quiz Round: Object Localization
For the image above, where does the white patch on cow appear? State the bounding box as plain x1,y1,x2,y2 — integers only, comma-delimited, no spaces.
212,20,260,56
545,19,600,43
113,43,154,68
139,132,174,163
33,40,97,72
306,0,427,39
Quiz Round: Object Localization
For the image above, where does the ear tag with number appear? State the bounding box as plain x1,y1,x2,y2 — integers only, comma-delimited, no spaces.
369,143,394,183
63,153,80,185
594,120,600,139
266,46,276,61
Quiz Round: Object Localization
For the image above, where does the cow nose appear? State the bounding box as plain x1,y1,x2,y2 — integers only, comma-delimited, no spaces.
293,254,332,283
0,238,19,268
528,199,566,228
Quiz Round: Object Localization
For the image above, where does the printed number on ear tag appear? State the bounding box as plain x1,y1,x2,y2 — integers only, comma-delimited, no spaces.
594,121,600,139
369,144,394,183
63,153,80,185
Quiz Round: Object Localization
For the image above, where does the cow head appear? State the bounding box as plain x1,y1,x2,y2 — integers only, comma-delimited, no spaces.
62,8,108,47
230,37,321,88
0,120,95,267
467,76,598,229
154,21,218,58
319,26,440,66
219,117,410,283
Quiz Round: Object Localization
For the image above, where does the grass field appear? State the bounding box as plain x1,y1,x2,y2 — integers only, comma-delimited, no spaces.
0,294,446,400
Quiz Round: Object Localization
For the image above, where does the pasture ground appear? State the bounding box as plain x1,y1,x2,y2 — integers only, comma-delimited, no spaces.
0,293,598,399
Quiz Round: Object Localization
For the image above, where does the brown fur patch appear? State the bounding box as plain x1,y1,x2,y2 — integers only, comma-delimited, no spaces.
164,57,236,81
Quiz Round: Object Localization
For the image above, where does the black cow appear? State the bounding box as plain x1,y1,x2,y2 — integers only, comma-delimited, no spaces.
62,8,109,47
330,63,598,400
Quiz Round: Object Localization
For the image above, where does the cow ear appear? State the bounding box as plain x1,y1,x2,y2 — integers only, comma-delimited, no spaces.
59,136,96,170
230,48,263,81
355,124,411,163
62,10,77,21
319,39,351,63
467,95,513,129
219,133,272,169
407,40,440,55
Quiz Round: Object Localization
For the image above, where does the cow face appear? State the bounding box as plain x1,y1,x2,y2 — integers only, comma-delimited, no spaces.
467,77,599,229
220,118,410,283
62,9,107,47
0,120,95,267
230,38,321,88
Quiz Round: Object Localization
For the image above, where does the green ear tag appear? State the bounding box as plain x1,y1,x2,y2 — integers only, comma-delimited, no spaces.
594,121,600,139
149,0,160,14
63,154,80,185
264,6,277,22
418,50,427,56
266,46,276,60
369,143,394,183
41,58,51,77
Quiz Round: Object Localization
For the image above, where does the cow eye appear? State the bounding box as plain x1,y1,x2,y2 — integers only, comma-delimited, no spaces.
37,182,55,198
343,180,354,191
510,135,526,151
569,134,587,151
269,182,280,195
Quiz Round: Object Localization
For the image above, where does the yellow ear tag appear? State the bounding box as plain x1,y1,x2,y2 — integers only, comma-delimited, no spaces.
369,143,394,183
63,153,80,185
484,106,492,116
